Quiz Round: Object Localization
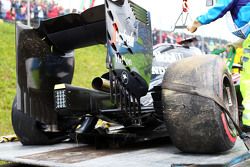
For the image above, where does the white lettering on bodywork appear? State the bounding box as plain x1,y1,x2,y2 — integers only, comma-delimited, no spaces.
154,52,184,63
117,30,135,47
152,66,166,75
115,56,133,66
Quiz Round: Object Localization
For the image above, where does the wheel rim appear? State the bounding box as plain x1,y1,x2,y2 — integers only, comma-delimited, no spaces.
222,77,237,139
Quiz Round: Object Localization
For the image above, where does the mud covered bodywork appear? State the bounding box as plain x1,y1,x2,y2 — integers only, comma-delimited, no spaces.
13,0,241,154
16,23,75,126
15,0,153,128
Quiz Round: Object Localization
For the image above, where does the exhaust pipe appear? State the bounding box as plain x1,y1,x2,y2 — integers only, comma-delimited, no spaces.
92,77,110,93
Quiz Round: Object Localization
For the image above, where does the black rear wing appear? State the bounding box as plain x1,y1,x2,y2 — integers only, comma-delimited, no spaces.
36,5,106,52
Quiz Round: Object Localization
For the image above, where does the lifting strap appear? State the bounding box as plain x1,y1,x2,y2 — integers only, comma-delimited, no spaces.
163,82,250,151
182,0,189,13
172,0,192,31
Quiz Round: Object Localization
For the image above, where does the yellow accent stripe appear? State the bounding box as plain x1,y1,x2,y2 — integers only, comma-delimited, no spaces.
96,120,111,129
0,135,18,143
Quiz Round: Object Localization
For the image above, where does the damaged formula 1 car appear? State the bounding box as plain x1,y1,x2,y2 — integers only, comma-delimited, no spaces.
12,0,239,153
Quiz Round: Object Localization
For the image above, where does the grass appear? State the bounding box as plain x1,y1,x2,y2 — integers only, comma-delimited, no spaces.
0,22,107,137
0,22,16,136
73,46,107,87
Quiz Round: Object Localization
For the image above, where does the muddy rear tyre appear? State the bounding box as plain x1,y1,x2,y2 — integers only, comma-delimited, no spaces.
162,55,238,153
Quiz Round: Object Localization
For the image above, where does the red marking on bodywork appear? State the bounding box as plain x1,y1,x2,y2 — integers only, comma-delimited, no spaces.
111,23,118,43
113,23,119,32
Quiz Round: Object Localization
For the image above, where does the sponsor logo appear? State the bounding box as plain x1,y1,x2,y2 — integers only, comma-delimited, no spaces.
152,66,166,75
154,52,184,63
115,56,133,66
121,71,129,84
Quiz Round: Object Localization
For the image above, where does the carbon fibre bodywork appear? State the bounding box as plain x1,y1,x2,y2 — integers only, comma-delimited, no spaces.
15,0,153,129
12,0,243,156
106,0,153,98
15,0,202,139
16,23,75,126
